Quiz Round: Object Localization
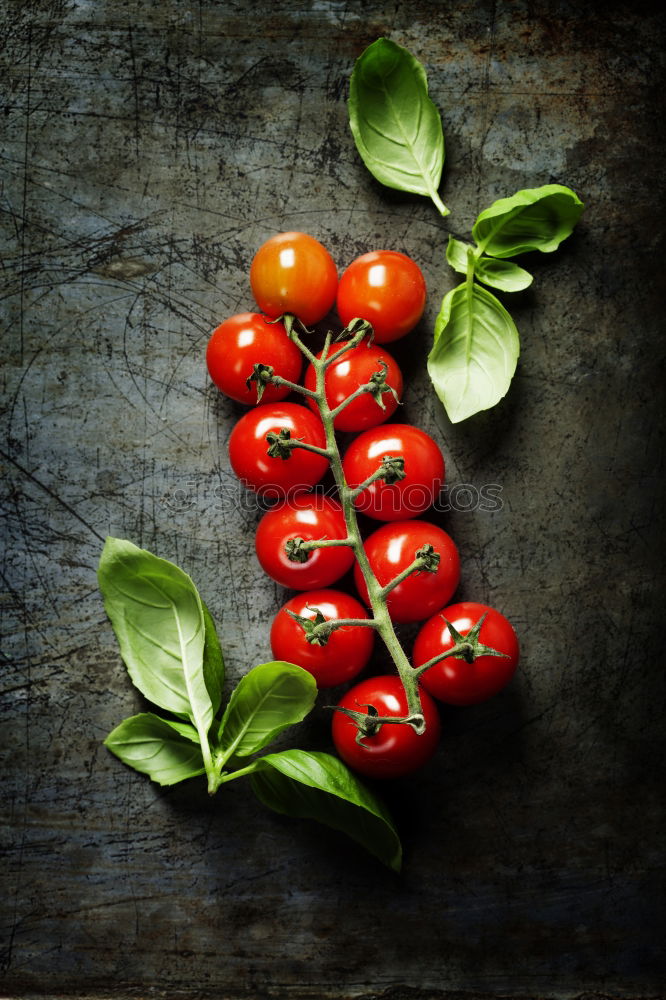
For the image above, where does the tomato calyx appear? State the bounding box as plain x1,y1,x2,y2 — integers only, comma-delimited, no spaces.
287,606,378,647
366,360,402,412
378,542,442,600
331,702,426,742
287,606,329,645
245,363,274,403
349,454,406,502
377,454,406,484
327,359,402,424
331,316,375,345
285,535,354,564
279,312,315,342
265,427,331,462
413,612,510,675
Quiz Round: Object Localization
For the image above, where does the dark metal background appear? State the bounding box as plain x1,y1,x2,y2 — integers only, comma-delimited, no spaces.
1,1,665,997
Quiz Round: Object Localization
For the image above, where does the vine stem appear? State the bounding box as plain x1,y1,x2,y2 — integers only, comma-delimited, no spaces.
288,321,426,734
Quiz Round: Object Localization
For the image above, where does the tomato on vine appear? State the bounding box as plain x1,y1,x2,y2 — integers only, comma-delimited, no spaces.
354,520,460,624
228,403,328,498
332,675,440,779
413,602,520,705
303,340,403,431
206,313,302,405
270,589,374,688
342,423,445,521
255,494,354,590
336,250,427,343
250,231,338,327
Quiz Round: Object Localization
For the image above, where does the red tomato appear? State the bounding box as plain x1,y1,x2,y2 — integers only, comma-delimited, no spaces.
413,602,520,705
354,520,460,624
255,494,354,589
205,312,301,405
270,589,374,688
228,403,328,498
250,232,338,327
332,675,440,779
303,340,403,432
342,424,445,521
336,250,427,344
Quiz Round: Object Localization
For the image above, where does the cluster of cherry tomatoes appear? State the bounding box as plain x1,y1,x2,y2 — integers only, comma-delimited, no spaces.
206,232,519,780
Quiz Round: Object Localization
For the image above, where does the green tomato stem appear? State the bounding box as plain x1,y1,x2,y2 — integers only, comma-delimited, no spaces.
288,319,427,734
271,375,319,399
412,641,475,677
286,439,333,459
310,616,379,638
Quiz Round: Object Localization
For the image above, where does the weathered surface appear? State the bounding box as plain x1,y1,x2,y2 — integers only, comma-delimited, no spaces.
1,0,664,996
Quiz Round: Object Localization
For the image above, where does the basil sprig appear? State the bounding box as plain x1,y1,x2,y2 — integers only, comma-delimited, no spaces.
348,39,584,422
100,538,402,871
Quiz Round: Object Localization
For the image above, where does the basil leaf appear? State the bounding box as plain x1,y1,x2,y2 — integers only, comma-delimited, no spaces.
217,661,317,758
474,257,533,292
202,600,224,713
248,749,402,872
98,538,217,740
349,38,446,212
104,713,205,786
427,282,520,423
446,236,472,275
472,184,584,258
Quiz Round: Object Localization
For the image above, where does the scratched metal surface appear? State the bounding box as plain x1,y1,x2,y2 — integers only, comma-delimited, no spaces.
1,0,665,997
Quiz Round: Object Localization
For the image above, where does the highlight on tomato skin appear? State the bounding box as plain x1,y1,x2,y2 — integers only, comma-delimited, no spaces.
303,339,404,432
228,402,329,498
413,601,520,706
354,520,461,624
205,312,302,405
342,423,445,521
250,231,338,327
331,675,441,779
270,589,374,688
336,250,427,344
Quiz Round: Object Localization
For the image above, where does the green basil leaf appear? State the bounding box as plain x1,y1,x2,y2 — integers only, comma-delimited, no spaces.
446,237,532,291
446,236,472,275
348,37,446,210
474,257,533,292
248,749,402,872
201,600,224,714
427,282,520,423
98,538,214,738
217,661,317,757
104,713,205,786
472,183,584,258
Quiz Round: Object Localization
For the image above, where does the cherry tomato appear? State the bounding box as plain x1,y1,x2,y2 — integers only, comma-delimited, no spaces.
270,589,374,688
332,675,440,779
413,601,520,706
336,250,427,344
255,494,354,589
342,424,445,521
354,520,460,624
250,232,338,327
206,312,302,405
303,340,403,432
228,403,328,498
